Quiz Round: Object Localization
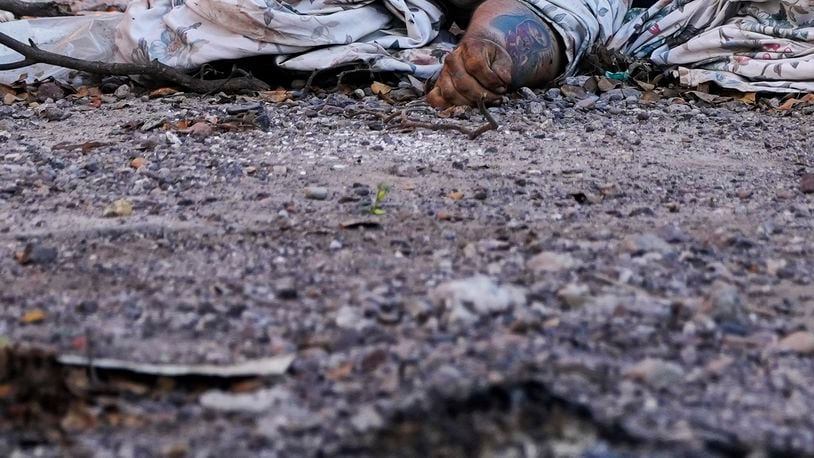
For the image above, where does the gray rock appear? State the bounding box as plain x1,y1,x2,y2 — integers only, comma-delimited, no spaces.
702,281,745,323
528,252,578,273
624,358,684,390
527,101,544,115
305,186,329,200
350,406,384,433
431,275,526,324
114,84,131,99
557,282,591,307
621,233,672,255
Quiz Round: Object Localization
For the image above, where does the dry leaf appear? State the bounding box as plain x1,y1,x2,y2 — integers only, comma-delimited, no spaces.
130,157,146,169
259,90,291,103
371,81,392,96
149,87,178,98
448,191,465,201
737,92,757,105
21,309,46,324
640,90,661,105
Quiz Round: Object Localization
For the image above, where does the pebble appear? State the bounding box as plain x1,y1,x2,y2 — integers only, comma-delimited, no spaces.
544,88,562,100
36,82,65,102
774,331,814,355
518,87,537,100
621,233,671,255
431,275,526,325
666,103,692,114
557,282,591,307
575,96,599,110
624,358,684,390
701,281,745,324
103,199,134,218
350,406,384,433
527,252,578,273
527,101,544,115
305,186,329,200
39,107,69,121
335,305,365,330
801,173,814,194
14,243,58,266
114,84,131,99
200,388,280,413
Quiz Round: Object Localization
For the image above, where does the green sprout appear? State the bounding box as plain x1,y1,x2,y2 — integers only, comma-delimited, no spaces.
370,183,391,216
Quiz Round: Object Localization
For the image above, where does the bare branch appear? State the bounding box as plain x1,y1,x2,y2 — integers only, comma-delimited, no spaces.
0,31,270,93
0,0,71,17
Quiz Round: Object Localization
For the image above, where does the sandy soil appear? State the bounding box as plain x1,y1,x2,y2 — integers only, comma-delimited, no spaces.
0,85,813,457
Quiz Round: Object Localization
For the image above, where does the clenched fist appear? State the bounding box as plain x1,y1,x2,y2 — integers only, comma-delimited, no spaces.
427,37,513,108
427,0,564,108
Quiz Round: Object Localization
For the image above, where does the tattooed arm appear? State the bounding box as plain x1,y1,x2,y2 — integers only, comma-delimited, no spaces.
428,0,564,108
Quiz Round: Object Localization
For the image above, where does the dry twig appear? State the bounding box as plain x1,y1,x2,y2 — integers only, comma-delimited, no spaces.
0,32,269,94
345,97,499,140
0,0,70,17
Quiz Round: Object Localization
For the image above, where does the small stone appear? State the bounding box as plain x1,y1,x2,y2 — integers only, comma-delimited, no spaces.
544,88,562,100
575,96,599,110
623,133,641,145
103,199,133,218
350,406,384,433
527,101,544,115
431,275,526,325
40,107,69,121
329,239,343,250
272,165,288,175
305,186,328,200
621,233,671,255
636,111,650,121
518,87,537,100
800,173,814,194
624,358,684,390
666,103,691,114
200,388,282,413
774,331,814,355
274,277,298,300
36,82,65,102
701,281,745,324
557,282,590,307
335,305,364,330
585,120,603,132
14,243,58,266
188,122,213,137
527,252,578,273
130,157,146,169
114,84,131,99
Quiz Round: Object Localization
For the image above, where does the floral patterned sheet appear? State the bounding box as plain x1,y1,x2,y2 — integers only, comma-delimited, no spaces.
3,0,814,93
534,0,814,92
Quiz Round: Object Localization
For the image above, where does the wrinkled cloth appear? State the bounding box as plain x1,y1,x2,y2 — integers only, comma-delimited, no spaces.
114,0,454,78
4,0,814,92
530,0,814,92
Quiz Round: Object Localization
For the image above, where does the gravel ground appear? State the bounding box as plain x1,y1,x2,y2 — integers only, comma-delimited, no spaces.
1,83,813,457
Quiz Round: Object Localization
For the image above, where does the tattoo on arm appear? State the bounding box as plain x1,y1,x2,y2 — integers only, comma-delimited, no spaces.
489,13,559,88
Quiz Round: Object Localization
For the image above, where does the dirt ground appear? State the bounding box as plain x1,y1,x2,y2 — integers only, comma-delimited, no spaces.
1,83,813,457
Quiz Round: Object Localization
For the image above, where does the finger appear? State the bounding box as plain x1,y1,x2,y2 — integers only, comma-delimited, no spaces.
444,55,503,104
460,40,513,93
435,72,473,107
427,87,449,109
